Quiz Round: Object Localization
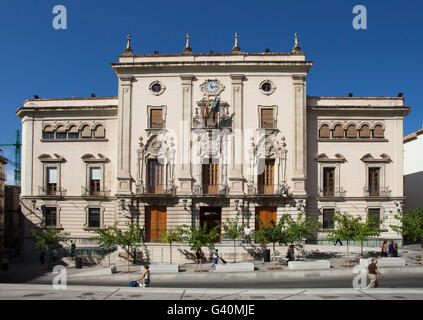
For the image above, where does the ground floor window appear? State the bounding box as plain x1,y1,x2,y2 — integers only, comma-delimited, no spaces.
88,208,101,228
200,207,221,242
322,209,335,230
44,207,57,227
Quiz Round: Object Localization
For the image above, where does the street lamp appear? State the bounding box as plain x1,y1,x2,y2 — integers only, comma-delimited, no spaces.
182,198,188,211
234,199,240,211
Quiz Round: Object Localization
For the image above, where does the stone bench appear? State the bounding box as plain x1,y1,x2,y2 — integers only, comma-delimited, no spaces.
149,264,179,273
288,260,331,270
74,266,117,277
360,258,406,268
214,263,255,272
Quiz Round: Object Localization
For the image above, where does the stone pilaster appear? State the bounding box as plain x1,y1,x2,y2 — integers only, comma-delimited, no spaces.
21,114,34,196
116,75,134,194
178,74,195,194
291,74,307,196
229,74,245,194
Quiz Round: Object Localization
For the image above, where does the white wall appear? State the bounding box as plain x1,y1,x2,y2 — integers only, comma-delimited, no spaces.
404,133,423,209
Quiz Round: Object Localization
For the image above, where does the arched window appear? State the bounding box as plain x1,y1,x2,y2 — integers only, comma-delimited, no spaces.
346,124,357,138
68,126,79,139
333,124,344,139
42,125,54,139
94,125,105,138
373,125,384,138
360,124,371,138
319,124,330,139
56,125,67,139
81,125,92,139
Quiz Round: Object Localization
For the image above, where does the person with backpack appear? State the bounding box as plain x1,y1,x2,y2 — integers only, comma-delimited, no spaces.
211,249,219,268
138,265,150,287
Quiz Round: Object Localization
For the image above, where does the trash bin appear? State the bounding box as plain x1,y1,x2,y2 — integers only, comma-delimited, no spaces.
264,249,271,262
75,257,82,269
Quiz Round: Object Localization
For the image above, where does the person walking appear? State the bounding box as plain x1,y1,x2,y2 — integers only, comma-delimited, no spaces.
286,245,295,262
211,249,219,268
388,241,395,257
138,265,150,287
334,238,343,246
381,241,388,257
70,240,76,258
195,248,202,266
393,242,399,257
367,258,384,288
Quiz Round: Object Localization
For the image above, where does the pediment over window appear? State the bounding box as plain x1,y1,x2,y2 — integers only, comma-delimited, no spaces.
81,153,108,163
315,153,346,163
361,153,391,163
38,153,66,163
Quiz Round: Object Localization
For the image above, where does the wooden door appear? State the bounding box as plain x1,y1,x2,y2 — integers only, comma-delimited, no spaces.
202,160,219,194
147,159,164,193
258,159,274,194
255,207,277,230
145,206,167,242
369,168,380,196
323,167,335,196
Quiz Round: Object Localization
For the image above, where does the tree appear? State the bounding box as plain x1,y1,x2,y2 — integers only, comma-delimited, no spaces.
323,212,363,266
31,227,70,269
285,212,321,259
391,208,423,263
181,223,220,271
356,216,383,256
254,215,290,269
115,223,142,273
222,212,246,263
91,223,119,267
159,226,185,265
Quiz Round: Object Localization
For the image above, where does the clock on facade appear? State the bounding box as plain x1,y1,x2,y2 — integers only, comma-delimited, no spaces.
205,80,219,93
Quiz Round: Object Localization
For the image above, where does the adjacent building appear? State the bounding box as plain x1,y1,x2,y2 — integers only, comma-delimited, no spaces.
404,128,423,210
16,34,410,255
0,150,7,248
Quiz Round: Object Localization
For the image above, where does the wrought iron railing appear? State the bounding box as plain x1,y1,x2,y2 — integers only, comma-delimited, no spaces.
38,186,66,197
318,187,346,198
81,186,110,197
135,181,176,195
363,186,391,197
193,183,229,196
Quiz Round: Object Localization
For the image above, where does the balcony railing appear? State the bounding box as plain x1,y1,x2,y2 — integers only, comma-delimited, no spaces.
135,181,176,196
318,187,346,198
363,186,391,197
192,107,232,129
38,186,66,197
193,183,229,197
247,183,290,198
81,186,110,197
0,172,6,181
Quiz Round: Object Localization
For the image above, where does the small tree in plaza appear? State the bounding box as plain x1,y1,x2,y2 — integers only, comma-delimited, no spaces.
355,216,383,256
159,226,185,265
222,212,246,263
285,212,321,259
254,215,290,269
91,223,119,267
116,223,142,273
31,227,70,269
391,208,423,263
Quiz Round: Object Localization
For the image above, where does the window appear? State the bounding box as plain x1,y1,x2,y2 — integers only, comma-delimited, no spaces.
43,125,54,139
333,124,344,138
346,124,357,138
151,83,161,93
323,167,335,197
258,159,275,194
202,159,219,194
323,209,335,230
147,159,164,193
150,109,164,129
88,208,101,228
89,167,101,195
56,126,67,139
44,207,57,227
261,82,271,92
319,124,330,139
47,167,57,195
259,80,276,95
94,125,105,138
260,108,274,129
368,167,380,196
81,125,92,139
360,125,371,138
368,208,381,224
68,126,79,139
373,125,384,138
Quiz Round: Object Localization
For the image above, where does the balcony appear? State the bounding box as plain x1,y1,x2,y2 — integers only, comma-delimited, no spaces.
38,186,66,197
363,186,391,198
318,187,346,198
192,105,232,129
193,183,229,197
0,172,6,181
247,183,290,198
135,181,176,197
81,186,110,198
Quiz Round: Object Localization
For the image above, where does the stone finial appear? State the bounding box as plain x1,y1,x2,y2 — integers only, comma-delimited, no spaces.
184,34,192,53
124,34,133,55
232,33,241,53
292,32,301,53
138,137,144,148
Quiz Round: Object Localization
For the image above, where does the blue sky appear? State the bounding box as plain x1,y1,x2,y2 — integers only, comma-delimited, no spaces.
0,0,422,184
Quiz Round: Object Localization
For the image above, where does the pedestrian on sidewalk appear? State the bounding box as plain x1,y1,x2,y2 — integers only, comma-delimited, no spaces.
367,258,384,288
211,249,219,268
381,241,388,257
138,265,150,287
195,248,202,266
286,245,295,261
334,239,343,246
71,240,76,258
388,241,395,257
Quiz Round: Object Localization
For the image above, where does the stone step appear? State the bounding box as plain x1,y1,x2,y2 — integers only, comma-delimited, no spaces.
214,263,255,272
288,260,331,270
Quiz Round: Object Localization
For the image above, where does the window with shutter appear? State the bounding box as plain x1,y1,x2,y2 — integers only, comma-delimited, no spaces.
56,126,67,139
147,159,164,193
94,125,105,138
81,125,92,138
368,167,380,196
373,125,384,138
323,167,335,196
323,209,335,229
202,159,219,194
319,125,330,138
346,125,357,138
150,109,164,128
44,207,57,227
261,108,274,129
47,167,57,195
43,125,54,139
258,159,274,194
333,124,344,138
360,125,371,138
68,126,79,139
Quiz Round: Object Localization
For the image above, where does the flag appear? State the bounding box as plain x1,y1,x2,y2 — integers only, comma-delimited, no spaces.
206,97,219,120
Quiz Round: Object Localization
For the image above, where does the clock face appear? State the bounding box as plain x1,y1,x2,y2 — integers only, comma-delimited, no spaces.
205,80,218,93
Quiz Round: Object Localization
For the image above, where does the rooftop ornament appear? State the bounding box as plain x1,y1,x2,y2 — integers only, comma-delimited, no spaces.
184,34,192,53
232,32,241,53
124,34,133,55
292,32,301,53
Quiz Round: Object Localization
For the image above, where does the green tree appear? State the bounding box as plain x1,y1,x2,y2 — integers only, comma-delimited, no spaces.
116,223,142,273
91,223,119,267
222,212,246,263
254,215,290,269
391,208,423,263
31,227,70,269
285,212,321,259
159,226,185,265
182,223,220,271
356,215,383,256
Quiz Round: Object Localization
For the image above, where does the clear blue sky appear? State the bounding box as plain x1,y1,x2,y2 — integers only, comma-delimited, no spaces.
0,0,422,183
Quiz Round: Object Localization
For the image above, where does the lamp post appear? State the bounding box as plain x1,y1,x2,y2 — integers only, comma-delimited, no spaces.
182,198,188,211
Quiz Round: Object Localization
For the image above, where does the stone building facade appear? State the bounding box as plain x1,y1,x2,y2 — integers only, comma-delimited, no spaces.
16,35,410,254
0,151,7,248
